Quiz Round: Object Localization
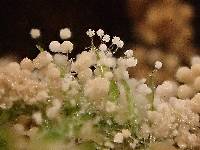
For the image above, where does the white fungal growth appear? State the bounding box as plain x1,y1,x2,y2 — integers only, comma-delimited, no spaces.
124,50,133,58
86,29,95,37
176,66,194,83
155,60,162,69
54,54,68,66
112,36,124,48
60,28,71,39
136,83,152,95
177,84,194,99
20,57,34,71
30,28,40,39
33,51,53,69
78,68,93,82
0,28,199,149
71,51,97,72
102,34,110,42
84,77,109,100
99,44,107,51
49,40,73,54
126,57,138,67
112,36,120,45
156,81,178,99
96,29,104,37
60,41,73,53
49,41,61,52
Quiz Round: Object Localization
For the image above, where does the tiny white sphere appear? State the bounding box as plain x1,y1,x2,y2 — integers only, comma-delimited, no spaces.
117,40,124,48
193,76,200,91
30,28,40,39
102,34,110,42
60,41,73,53
86,29,95,37
49,41,61,52
60,28,71,39
155,61,162,69
112,36,124,48
112,36,120,45
96,29,104,37
177,84,194,99
176,67,193,83
99,44,107,51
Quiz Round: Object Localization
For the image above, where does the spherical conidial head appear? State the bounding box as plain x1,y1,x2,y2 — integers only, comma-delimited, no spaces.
176,67,193,83
177,84,194,99
60,28,71,40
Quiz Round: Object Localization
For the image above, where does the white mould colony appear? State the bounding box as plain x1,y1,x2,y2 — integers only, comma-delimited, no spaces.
0,28,199,150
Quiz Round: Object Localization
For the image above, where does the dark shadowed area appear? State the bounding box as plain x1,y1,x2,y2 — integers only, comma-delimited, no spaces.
0,0,199,59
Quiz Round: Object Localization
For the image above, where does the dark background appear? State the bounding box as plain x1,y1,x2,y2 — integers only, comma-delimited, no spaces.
0,0,199,59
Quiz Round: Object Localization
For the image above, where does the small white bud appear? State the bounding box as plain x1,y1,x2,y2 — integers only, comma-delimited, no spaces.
99,44,107,51
30,28,40,39
86,29,95,37
102,34,110,42
60,28,71,39
49,41,61,52
155,61,162,69
60,41,73,53
112,36,120,45
96,29,104,37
